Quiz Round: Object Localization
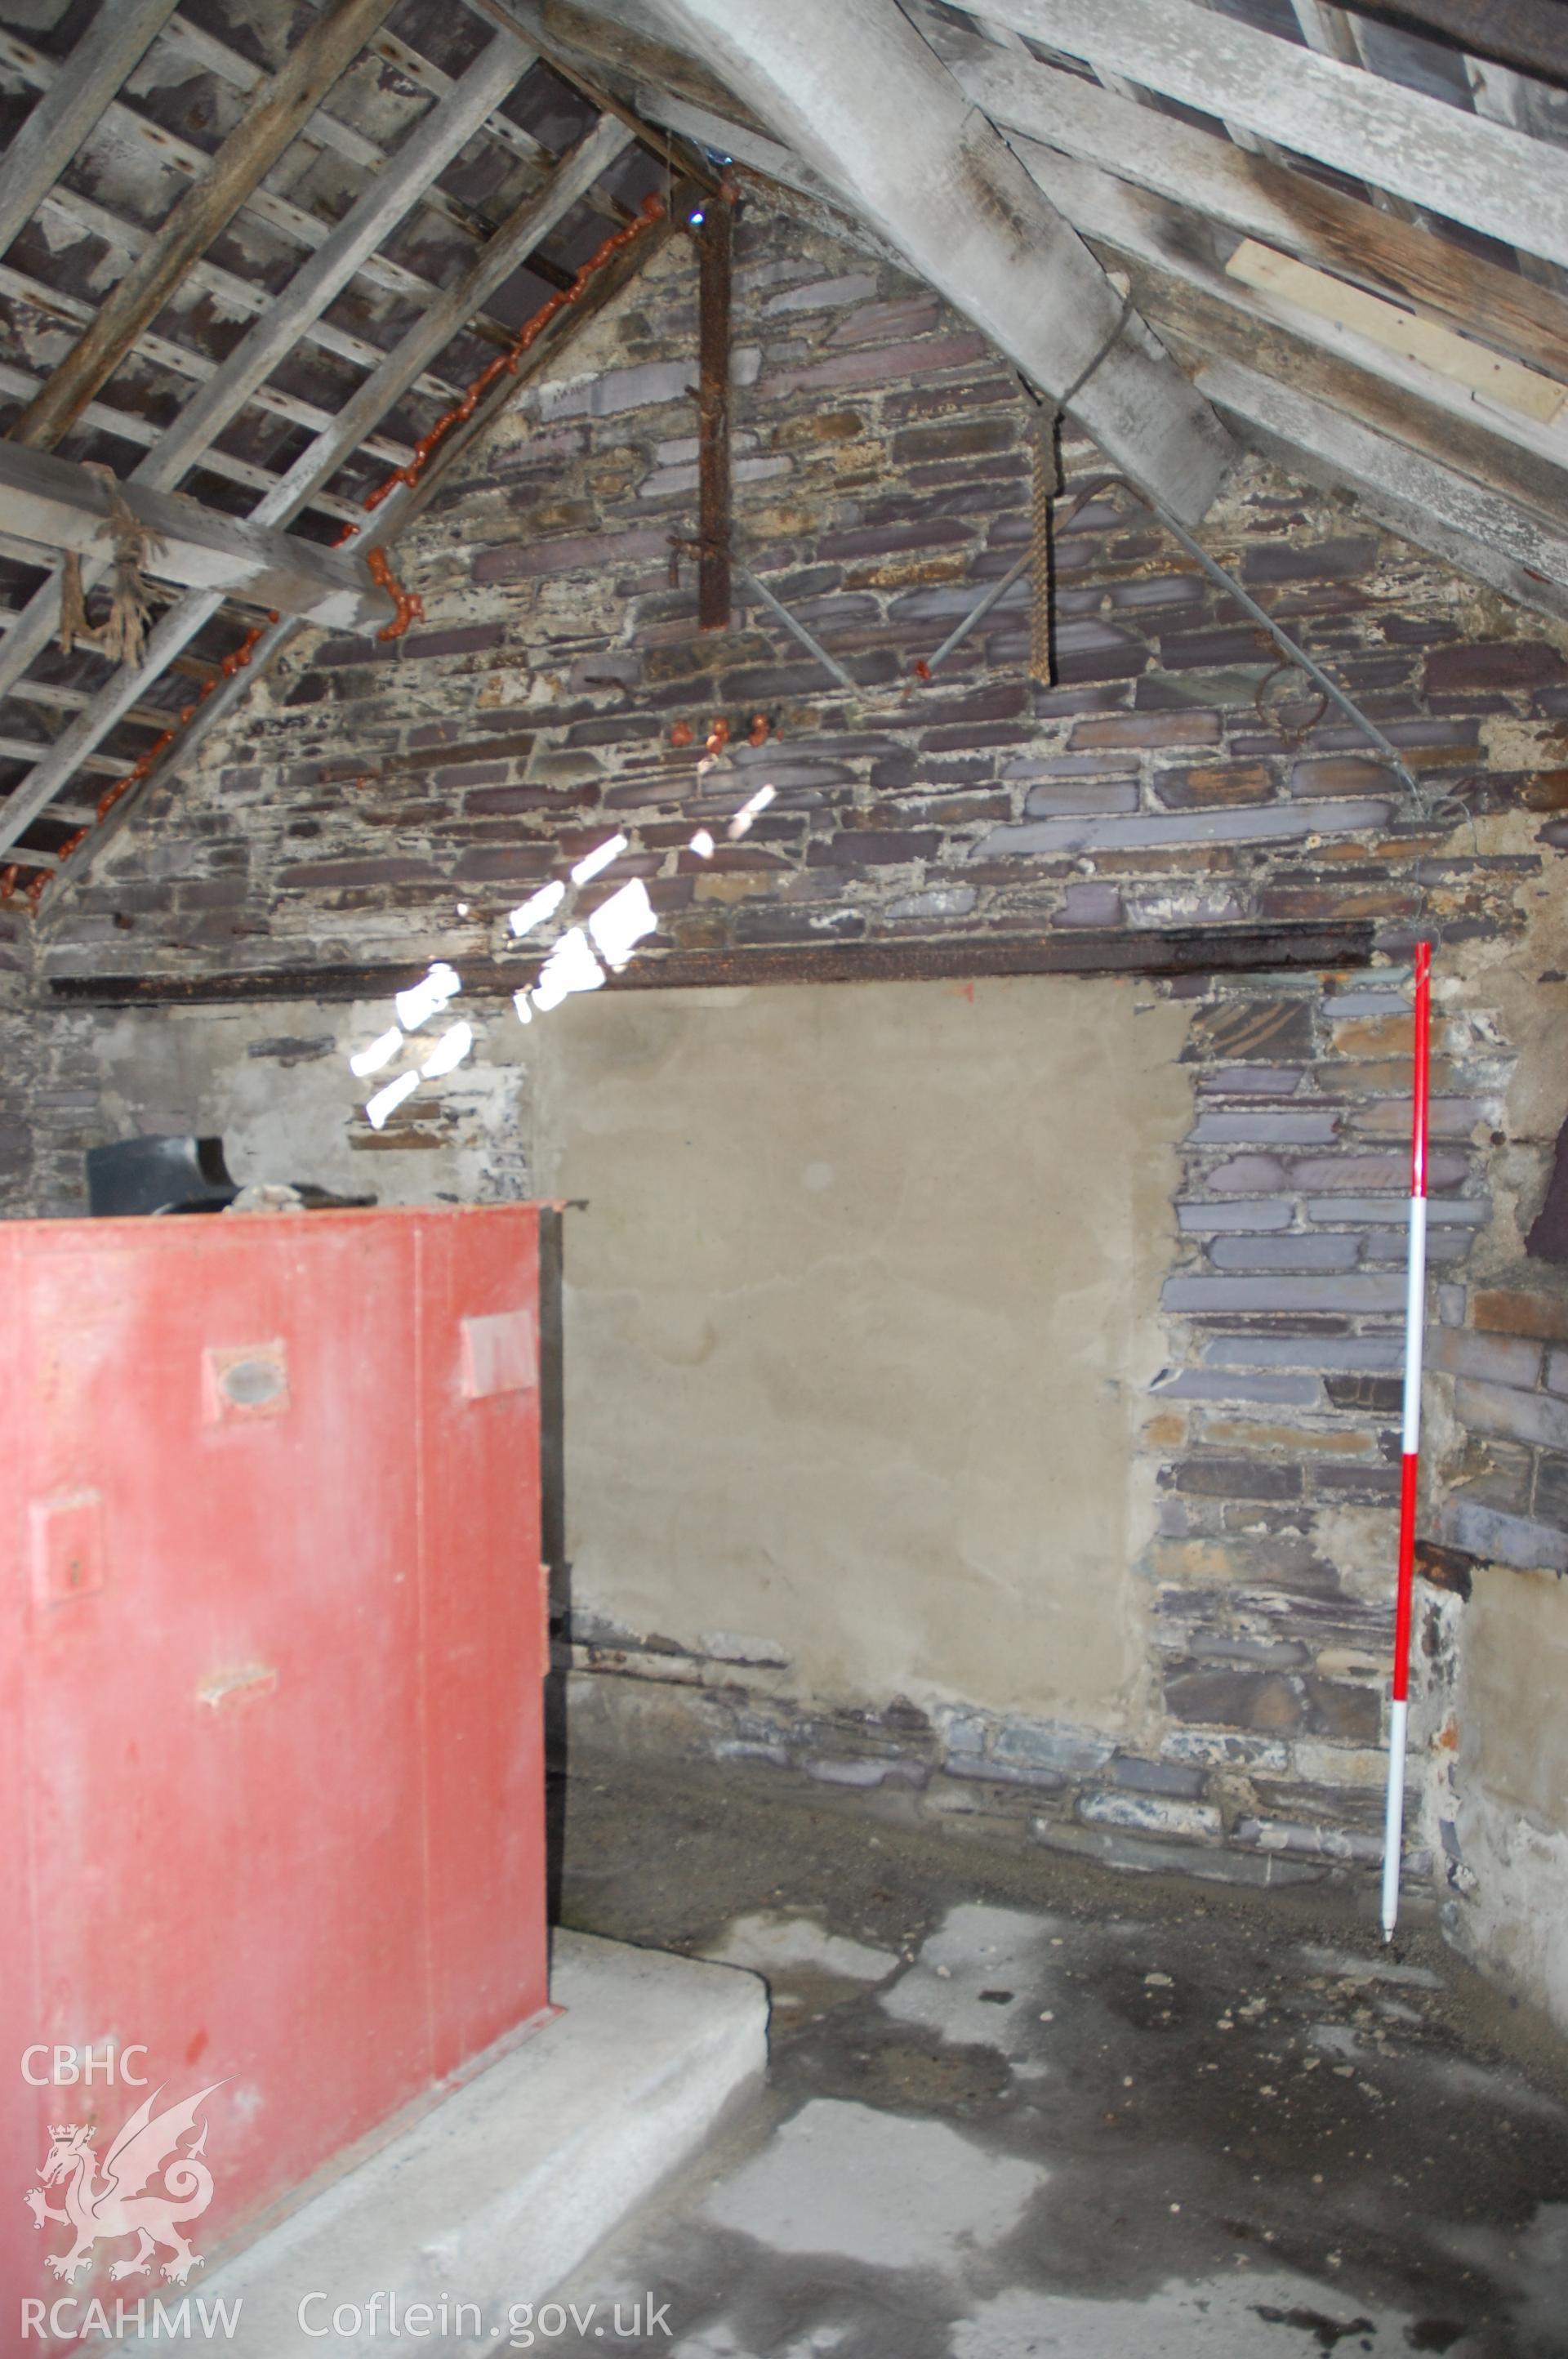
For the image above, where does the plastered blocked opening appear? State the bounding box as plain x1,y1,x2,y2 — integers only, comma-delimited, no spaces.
1454,1563,1568,2036
533,975,1191,1731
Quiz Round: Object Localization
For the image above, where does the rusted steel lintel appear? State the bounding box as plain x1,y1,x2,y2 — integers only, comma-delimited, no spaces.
696,197,733,631
44,922,1378,1005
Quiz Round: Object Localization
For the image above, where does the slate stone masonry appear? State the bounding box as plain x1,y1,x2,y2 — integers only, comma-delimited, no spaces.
16,202,1568,1890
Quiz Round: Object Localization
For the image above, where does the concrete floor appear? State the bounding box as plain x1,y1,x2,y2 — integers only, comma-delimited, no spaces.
545,1751,1568,2359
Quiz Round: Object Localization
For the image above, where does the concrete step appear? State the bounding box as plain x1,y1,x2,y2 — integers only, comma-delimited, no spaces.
112,1933,767,2356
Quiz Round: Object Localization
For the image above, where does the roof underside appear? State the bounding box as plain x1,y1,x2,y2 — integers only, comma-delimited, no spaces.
2,0,1568,894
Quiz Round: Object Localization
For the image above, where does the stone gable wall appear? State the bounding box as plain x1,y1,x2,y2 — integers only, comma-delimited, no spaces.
11,203,1568,1994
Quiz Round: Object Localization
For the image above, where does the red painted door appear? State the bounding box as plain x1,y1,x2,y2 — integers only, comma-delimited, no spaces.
2,1206,547,2336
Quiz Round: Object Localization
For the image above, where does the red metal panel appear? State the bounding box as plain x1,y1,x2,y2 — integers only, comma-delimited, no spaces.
2,1207,547,2334
416,1214,549,2080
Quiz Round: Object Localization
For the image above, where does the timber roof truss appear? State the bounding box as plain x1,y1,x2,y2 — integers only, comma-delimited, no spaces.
6,0,1568,894
0,0,706,895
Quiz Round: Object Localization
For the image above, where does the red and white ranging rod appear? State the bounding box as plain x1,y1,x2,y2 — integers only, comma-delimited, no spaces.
1380,940,1432,1944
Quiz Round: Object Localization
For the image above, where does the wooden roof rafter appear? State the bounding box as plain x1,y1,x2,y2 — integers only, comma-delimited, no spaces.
58,165,703,894
0,0,701,894
0,24,574,381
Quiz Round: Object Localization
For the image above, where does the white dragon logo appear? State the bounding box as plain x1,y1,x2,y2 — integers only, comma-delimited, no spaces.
24,2082,223,2285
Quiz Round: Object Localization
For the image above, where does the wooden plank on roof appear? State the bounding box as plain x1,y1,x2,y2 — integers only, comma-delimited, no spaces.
8,0,400,449
0,0,180,261
0,444,399,631
954,41,1568,386
1013,135,1568,520
947,0,1568,269
1223,239,1566,423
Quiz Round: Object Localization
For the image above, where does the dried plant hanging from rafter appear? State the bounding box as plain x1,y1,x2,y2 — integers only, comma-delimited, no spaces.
56,464,166,670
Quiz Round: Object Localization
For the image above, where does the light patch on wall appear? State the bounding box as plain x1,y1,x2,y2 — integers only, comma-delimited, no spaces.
395,962,461,1032
570,832,627,886
533,926,605,1011
365,1068,421,1130
421,1020,474,1079
348,1026,402,1079
728,785,775,841
510,881,566,938
588,878,657,972
543,978,1192,1724
690,829,715,859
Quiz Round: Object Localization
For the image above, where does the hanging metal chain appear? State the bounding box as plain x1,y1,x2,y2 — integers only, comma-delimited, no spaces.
1030,403,1058,687
1025,292,1133,691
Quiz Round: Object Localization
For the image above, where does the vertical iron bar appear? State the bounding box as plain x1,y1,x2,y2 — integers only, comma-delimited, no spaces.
697,198,733,631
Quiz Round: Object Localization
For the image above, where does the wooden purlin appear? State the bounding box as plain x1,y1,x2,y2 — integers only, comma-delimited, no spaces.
944,0,1568,268
0,444,401,634
948,41,1568,388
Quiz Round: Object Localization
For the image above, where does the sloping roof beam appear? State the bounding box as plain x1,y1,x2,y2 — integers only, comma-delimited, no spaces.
151,10,641,247
1196,352,1568,625
1013,139,1568,524
626,0,1233,524
1000,158,1568,620
0,28,533,711
0,113,635,863
0,260,416,466
24,185,466,411
366,17,634,222
252,111,633,531
952,41,1568,385
0,444,398,633
9,0,399,449
1288,2,1424,225
1463,47,1568,293
0,0,180,260
946,0,1568,270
